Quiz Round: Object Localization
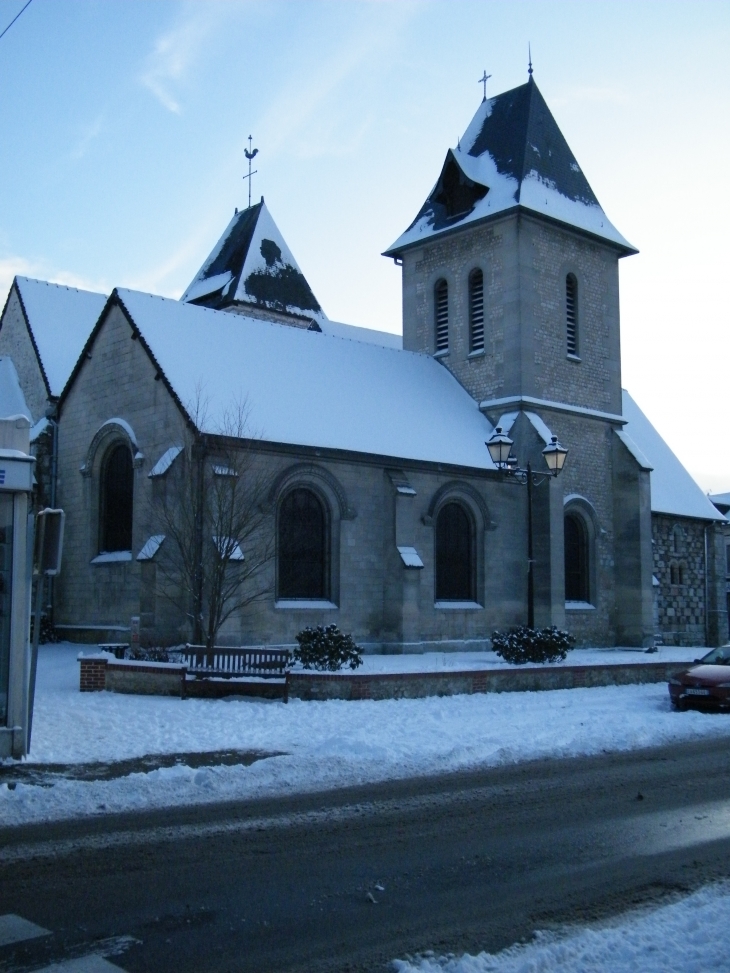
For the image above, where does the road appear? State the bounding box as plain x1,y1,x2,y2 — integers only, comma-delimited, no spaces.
2,736,730,972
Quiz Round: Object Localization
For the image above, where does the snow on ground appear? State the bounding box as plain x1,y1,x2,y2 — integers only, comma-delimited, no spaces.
1,642,727,827
347,644,697,674
392,881,730,973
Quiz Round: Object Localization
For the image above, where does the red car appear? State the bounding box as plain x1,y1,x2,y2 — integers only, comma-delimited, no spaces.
669,646,730,711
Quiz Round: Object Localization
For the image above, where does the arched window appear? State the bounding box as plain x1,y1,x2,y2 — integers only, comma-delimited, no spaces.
671,524,683,555
434,279,449,353
469,268,484,352
435,502,474,601
100,443,134,552
278,488,328,599
564,512,589,602
566,273,578,356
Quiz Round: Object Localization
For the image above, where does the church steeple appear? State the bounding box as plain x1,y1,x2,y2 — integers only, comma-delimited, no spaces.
384,77,635,258
181,200,326,324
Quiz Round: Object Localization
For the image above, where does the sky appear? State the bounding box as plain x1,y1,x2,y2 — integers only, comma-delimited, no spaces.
0,0,728,490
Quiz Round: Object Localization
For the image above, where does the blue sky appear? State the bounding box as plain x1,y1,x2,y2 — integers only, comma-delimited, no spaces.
1,0,729,488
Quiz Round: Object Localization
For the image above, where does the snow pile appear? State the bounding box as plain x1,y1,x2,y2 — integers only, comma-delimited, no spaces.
392,881,730,973
1,644,729,826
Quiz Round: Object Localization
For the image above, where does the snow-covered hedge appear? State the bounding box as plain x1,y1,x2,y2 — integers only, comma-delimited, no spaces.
293,625,363,672
491,626,576,665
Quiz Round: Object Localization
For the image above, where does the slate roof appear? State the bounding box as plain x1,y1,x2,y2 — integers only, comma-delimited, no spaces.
385,77,635,257
9,277,108,398
181,200,326,322
107,289,496,470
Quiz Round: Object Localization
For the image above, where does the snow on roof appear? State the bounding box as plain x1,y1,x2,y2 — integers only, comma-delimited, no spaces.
385,78,635,257
621,390,724,521
317,319,402,349
137,535,165,561
14,277,107,397
0,357,31,420
115,289,496,470
181,201,325,322
148,445,183,478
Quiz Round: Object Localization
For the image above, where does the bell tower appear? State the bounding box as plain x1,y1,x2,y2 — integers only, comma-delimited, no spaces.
383,75,637,419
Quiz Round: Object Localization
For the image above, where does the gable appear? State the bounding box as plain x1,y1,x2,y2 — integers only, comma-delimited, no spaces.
0,284,50,421
11,277,107,398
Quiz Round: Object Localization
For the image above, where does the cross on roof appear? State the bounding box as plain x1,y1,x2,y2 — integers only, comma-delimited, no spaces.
479,70,492,101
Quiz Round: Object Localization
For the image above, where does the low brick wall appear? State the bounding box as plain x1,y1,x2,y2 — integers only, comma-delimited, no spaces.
79,655,186,697
79,656,692,703
79,656,108,692
285,661,691,702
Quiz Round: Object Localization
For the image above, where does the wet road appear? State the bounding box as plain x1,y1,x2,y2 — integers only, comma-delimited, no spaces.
2,736,730,972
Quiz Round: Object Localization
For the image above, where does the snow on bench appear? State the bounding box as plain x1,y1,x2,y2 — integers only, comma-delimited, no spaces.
181,645,291,680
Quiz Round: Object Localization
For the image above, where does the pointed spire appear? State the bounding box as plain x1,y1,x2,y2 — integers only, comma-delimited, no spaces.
528,43,533,78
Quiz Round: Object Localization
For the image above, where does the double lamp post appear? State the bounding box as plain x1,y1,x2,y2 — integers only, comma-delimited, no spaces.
485,426,568,628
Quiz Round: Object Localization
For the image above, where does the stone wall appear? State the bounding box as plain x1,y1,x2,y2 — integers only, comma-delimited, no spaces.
652,514,708,646
400,213,622,417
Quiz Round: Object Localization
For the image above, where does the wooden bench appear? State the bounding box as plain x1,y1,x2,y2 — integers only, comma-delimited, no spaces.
181,645,291,680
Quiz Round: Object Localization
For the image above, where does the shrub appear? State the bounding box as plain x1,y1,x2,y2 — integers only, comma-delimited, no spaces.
490,626,576,665
129,646,178,663
293,625,363,672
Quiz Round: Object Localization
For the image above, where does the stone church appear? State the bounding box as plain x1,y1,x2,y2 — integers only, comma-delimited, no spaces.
1,74,727,650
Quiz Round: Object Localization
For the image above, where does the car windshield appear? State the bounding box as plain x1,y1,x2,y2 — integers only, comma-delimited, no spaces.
699,646,730,665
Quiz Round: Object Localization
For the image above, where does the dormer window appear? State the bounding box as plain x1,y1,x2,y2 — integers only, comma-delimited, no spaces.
432,155,488,221
566,273,578,356
469,269,484,352
434,279,449,353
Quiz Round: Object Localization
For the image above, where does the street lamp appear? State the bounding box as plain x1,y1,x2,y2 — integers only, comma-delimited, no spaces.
486,426,568,627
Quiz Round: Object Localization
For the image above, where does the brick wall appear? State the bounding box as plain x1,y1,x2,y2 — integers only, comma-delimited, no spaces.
79,656,108,691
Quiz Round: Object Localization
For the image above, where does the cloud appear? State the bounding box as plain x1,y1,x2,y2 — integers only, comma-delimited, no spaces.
139,3,229,114
70,114,105,161
0,255,110,303
255,2,421,159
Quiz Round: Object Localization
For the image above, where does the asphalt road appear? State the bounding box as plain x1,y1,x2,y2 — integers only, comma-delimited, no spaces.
2,736,730,973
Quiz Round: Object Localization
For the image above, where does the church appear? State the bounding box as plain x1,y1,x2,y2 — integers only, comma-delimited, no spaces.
1,73,727,651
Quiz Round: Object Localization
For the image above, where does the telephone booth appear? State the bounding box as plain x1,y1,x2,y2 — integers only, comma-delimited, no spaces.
0,415,34,759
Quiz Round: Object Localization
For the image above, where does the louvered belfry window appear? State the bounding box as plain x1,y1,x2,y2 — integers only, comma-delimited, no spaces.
469,268,484,352
566,273,578,356
434,279,449,353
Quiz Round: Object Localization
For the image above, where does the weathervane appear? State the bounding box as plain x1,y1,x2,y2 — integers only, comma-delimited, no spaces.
243,135,259,209
528,43,533,77
479,70,492,102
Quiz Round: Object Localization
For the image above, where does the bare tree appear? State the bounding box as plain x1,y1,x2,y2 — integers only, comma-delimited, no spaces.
150,393,274,648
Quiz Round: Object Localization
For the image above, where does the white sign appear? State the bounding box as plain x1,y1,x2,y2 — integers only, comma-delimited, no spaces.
0,457,34,492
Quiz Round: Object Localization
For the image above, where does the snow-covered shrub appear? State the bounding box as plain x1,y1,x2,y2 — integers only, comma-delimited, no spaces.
491,626,575,665
293,625,363,672
129,646,178,663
